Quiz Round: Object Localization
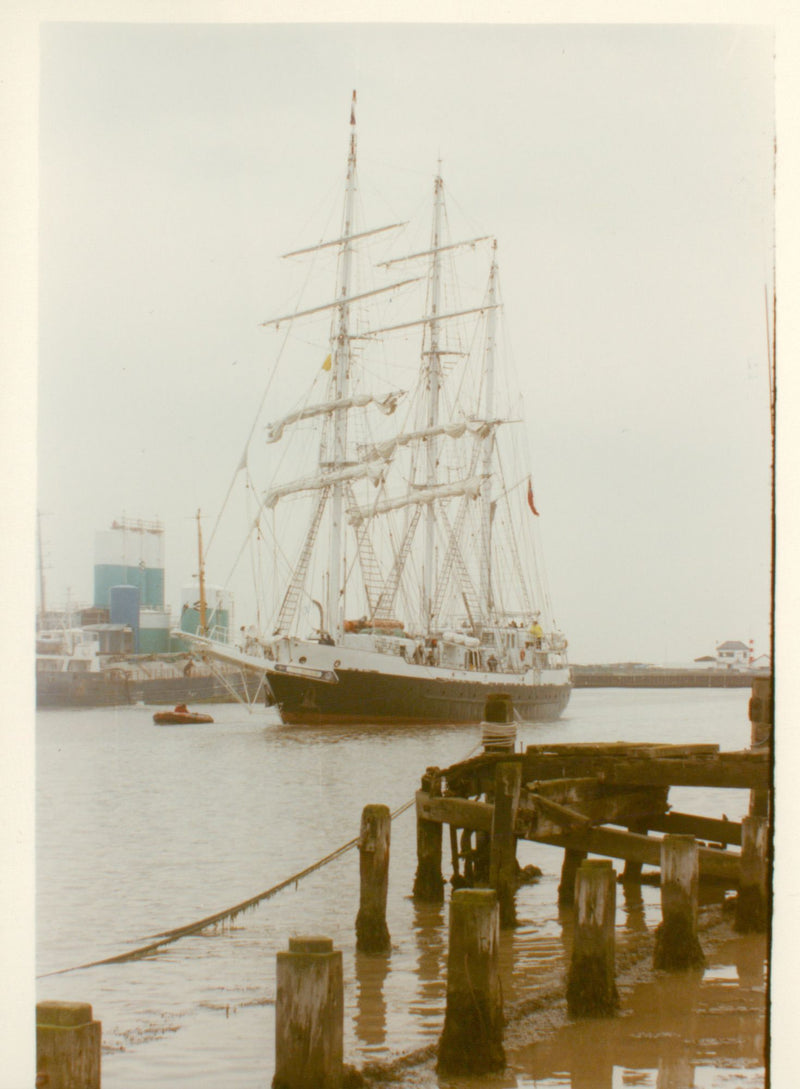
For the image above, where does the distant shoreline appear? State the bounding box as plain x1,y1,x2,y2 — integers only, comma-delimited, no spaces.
570,665,763,688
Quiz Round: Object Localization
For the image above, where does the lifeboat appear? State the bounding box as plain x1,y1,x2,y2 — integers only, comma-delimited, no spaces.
153,705,214,726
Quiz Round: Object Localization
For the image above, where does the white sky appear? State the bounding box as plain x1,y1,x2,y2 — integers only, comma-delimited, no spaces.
35,20,774,664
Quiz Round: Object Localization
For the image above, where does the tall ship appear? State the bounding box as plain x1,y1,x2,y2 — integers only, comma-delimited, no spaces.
184,93,571,725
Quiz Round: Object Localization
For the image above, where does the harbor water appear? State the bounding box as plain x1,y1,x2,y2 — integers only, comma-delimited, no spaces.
36,688,766,1087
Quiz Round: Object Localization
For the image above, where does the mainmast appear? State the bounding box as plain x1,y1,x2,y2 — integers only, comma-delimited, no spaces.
326,91,358,639
423,171,445,631
479,242,498,621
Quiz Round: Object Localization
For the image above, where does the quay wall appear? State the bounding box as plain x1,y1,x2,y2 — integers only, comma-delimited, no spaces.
571,667,760,689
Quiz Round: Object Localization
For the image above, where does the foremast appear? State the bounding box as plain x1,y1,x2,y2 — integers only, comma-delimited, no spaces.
423,171,445,632
327,91,358,640
479,242,499,623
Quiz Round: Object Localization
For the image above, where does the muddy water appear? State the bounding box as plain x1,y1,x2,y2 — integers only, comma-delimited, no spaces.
36,688,766,1086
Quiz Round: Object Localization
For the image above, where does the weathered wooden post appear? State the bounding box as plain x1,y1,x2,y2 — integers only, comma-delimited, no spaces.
653,834,705,970
489,761,522,927
735,814,769,933
36,1001,101,1089
566,859,619,1017
355,804,391,954
558,848,587,907
622,820,647,884
437,888,505,1075
748,676,772,818
273,936,343,1089
413,768,444,902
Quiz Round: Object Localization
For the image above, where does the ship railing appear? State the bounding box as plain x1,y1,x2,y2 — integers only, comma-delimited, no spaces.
205,624,231,645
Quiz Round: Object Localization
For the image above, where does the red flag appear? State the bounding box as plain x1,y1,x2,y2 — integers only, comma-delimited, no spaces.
527,477,539,516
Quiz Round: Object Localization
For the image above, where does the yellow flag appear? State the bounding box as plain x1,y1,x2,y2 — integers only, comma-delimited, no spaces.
322,354,332,371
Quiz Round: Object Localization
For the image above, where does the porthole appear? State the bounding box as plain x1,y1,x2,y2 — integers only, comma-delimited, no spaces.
299,656,307,664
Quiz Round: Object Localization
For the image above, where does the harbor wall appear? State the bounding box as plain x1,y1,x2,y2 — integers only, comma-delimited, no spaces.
571,666,761,689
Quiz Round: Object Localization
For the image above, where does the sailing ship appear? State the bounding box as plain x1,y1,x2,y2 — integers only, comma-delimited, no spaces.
182,93,571,724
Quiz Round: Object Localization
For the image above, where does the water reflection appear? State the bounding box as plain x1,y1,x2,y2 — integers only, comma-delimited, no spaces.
509,946,766,1088
656,1053,694,1088
622,880,648,932
734,934,767,989
412,901,446,1025
354,950,390,1048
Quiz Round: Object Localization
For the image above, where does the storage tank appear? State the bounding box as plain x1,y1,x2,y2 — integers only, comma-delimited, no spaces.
110,585,140,651
94,518,165,609
138,607,172,654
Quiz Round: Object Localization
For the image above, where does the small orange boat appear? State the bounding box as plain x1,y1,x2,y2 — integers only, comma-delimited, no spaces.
153,704,214,726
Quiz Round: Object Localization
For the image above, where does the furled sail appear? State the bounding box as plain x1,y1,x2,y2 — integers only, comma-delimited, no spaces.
265,461,386,509
347,475,483,526
359,418,502,462
266,390,405,444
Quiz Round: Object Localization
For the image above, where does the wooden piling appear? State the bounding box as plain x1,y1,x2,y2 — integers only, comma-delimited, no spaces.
355,804,391,954
489,761,522,927
273,936,343,1089
558,848,587,907
622,820,647,883
735,815,769,933
36,1001,101,1089
413,769,444,902
748,677,772,818
653,834,705,971
566,860,619,1017
437,888,505,1075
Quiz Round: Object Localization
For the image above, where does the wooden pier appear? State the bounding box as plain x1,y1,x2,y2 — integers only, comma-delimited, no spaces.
414,740,770,898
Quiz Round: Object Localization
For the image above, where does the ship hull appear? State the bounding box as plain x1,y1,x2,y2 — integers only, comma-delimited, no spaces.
266,665,571,725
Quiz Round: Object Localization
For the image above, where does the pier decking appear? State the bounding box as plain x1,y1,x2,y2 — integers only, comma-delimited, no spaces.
415,740,769,895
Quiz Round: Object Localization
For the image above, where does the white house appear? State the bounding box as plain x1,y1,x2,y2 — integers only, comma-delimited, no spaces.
715,640,751,670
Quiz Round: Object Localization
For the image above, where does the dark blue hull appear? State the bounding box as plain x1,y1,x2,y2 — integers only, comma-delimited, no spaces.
267,666,571,725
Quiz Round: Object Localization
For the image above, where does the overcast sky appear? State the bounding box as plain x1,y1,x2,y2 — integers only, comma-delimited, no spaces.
34,21,776,664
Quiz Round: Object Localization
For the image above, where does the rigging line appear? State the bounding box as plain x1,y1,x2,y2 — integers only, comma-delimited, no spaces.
226,489,294,605
36,794,421,980
207,199,333,560
206,328,293,560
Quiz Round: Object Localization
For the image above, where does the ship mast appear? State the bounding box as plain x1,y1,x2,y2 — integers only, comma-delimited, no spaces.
423,170,444,631
196,508,207,636
479,241,498,622
326,92,358,640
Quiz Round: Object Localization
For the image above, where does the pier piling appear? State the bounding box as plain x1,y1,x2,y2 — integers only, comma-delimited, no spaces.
489,761,522,927
748,677,772,818
653,835,705,971
413,769,444,903
566,860,620,1017
437,888,505,1075
735,815,769,933
355,804,392,954
558,848,587,907
273,937,343,1089
36,1001,101,1089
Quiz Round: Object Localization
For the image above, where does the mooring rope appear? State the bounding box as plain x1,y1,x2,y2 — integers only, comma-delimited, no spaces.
37,796,416,979
38,735,490,980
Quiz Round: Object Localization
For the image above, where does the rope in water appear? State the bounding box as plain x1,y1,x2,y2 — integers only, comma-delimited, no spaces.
38,795,416,978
